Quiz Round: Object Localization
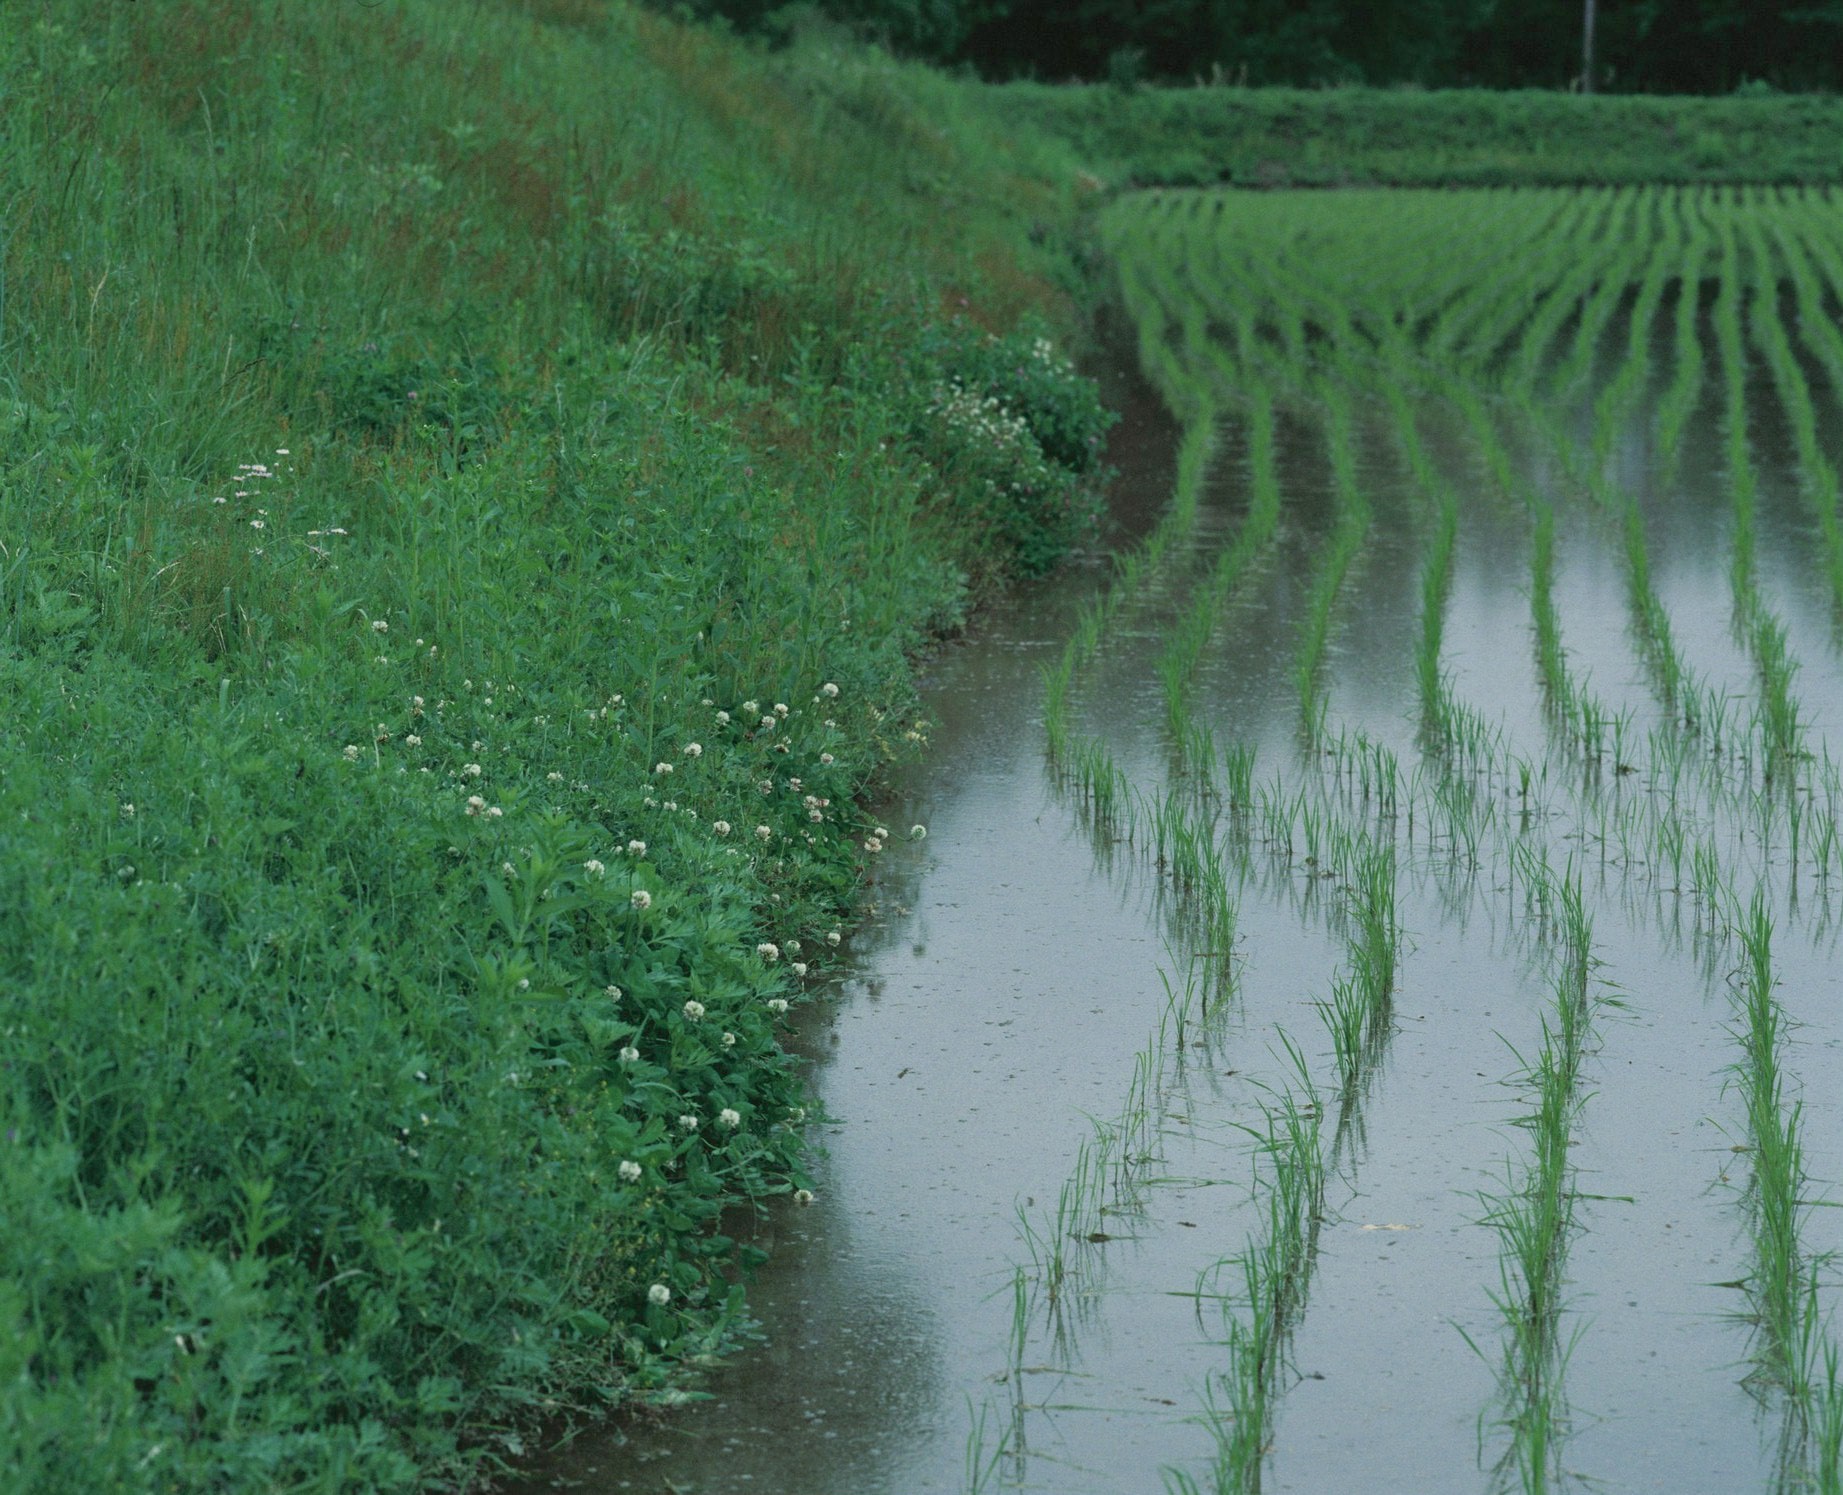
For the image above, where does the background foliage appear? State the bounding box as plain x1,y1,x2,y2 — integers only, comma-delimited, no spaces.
696,0,1843,92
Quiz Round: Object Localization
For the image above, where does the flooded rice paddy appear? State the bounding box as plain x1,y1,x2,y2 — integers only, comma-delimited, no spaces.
516,188,1843,1493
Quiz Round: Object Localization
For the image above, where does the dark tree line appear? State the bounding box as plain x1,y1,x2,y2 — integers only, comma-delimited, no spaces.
681,0,1843,92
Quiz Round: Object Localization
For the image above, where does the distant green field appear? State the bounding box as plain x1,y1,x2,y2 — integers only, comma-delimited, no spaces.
993,85,1843,188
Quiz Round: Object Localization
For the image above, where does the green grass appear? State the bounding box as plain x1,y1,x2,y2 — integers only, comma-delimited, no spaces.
0,1,1117,1487
986,86,1843,190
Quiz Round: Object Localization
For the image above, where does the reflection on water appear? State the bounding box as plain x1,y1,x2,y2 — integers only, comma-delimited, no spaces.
512,228,1843,1495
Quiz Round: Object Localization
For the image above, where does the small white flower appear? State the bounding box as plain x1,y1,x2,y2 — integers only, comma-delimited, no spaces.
909,824,927,840
821,682,839,698
679,1113,699,1132
755,825,772,841
343,745,361,762
119,802,135,819
785,939,800,954
793,1188,815,1206
618,1046,640,1063
742,700,760,716
683,742,703,758
516,977,530,991
719,1107,741,1128
485,805,503,819
683,999,706,1021
760,715,777,730
713,820,732,836
721,1031,736,1049
768,998,789,1014
605,984,623,999
809,809,824,822
874,827,889,840
627,839,646,856
371,619,388,634
654,761,673,776
405,734,422,747
648,1283,672,1305
864,838,883,853
462,762,482,778
820,752,835,766
631,889,653,911
788,1107,806,1123
546,770,563,783
715,710,731,724
826,930,842,946
619,1160,643,1183
774,703,789,717
757,943,780,962
583,859,606,876
791,962,808,977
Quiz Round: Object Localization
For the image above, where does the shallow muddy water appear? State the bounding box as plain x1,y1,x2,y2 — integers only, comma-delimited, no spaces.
512,216,1843,1495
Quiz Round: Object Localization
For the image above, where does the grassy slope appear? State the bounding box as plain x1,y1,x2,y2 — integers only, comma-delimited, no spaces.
991,84,1843,187
0,3,1108,1489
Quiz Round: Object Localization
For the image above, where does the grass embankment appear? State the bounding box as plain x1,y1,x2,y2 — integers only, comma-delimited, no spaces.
990,85,1843,188
0,3,1114,1488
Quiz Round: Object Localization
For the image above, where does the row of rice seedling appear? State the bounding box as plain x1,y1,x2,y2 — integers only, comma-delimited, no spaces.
1011,182,1843,1492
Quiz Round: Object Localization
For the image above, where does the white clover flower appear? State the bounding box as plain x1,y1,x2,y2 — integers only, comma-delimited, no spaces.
485,806,503,819
820,752,835,766
683,999,706,1021
343,745,361,762
648,1283,671,1306
462,762,482,778
755,825,772,841
788,1107,806,1123
768,998,789,1015
627,839,646,856
679,1113,699,1132
826,930,842,946
502,861,516,876
864,838,883,853
411,695,424,711
758,779,774,794
721,1031,736,1049
583,859,605,876
119,802,135,819
791,962,808,977
618,1046,640,1063
760,715,777,730
631,889,653,911
546,770,563,783
371,619,388,634
605,984,622,999
715,710,730,724
821,682,839,698
713,820,731,836
793,1189,815,1206
874,827,889,840
718,1107,741,1128
654,761,673,776
742,700,759,716
774,703,789,717
910,825,927,840
785,939,800,954
683,742,703,758
757,942,780,962
406,734,422,747
808,809,824,823
619,1160,643,1183
465,795,486,815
